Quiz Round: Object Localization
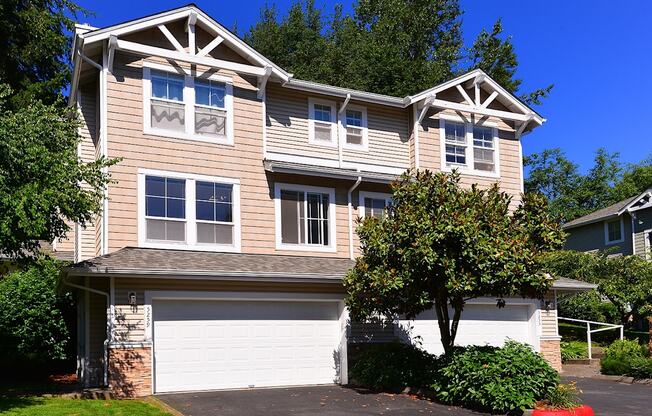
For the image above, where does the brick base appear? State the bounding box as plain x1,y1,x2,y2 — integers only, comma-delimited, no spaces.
108,346,152,397
540,339,562,372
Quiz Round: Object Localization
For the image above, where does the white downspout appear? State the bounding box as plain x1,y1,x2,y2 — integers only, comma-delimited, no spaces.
347,173,362,260
63,277,111,388
338,94,351,168
631,213,636,256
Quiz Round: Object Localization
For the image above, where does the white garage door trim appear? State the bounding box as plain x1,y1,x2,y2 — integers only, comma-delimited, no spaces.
144,291,348,394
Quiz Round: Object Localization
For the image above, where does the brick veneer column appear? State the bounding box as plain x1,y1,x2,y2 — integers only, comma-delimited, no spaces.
108,345,152,397
540,338,562,372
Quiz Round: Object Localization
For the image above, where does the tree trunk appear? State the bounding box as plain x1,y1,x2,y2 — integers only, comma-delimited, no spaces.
433,297,453,354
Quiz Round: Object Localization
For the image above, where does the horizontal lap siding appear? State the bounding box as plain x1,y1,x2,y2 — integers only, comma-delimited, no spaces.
419,109,523,210
79,86,99,260
106,53,354,257
112,277,345,342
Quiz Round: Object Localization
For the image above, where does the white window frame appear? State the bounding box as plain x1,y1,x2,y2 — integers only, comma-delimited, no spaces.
138,168,241,252
604,217,625,245
358,191,392,218
142,62,234,145
308,97,337,148
274,182,337,253
439,114,501,178
339,104,368,151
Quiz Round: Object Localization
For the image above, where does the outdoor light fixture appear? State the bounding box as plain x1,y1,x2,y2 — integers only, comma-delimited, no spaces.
128,291,137,306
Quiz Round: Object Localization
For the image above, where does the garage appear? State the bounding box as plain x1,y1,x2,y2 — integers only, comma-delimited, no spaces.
399,301,537,355
152,297,344,393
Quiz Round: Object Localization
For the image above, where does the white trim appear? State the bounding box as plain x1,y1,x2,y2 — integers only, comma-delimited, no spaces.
439,117,501,179
265,151,406,176
339,104,368,151
517,132,525,194
196,35,224,57
101,44,109,255
141,60,234,83
619,191,652,215
157,24,184,53
109,276,115,343
358,191,392,218
142,66,234,145
413,104,420,169
274,182,337,253
643,228,652,260
308,97,337,148
604,217,625,245
137,168,241,253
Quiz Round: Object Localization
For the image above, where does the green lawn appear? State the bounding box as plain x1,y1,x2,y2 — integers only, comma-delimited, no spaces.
0,396,172,416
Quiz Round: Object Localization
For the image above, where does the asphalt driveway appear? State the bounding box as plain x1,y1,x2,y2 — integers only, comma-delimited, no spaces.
565,377,651,416
158,385,483,416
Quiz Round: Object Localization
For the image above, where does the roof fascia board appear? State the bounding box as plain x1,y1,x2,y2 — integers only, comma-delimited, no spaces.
618,191,652,215
264,163,394,184
282,79,406,107
562,214,620,230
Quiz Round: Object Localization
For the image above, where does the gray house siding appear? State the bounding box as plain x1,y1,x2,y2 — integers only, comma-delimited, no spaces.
564,214,633,256
632,208,652,258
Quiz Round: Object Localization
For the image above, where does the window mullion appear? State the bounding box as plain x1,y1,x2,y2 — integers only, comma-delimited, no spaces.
185,75,194,137
187,178,196,246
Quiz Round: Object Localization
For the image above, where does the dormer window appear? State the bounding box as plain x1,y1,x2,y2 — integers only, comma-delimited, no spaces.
308,98,336,147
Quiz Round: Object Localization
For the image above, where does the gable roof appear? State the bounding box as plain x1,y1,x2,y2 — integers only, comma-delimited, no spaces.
78,4,290,82
563,188,652,230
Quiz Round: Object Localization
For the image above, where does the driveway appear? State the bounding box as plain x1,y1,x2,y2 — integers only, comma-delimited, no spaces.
158,385,483,416
565,377,651,416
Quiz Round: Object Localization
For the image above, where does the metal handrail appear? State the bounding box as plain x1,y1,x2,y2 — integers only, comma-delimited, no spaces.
558,316,624,360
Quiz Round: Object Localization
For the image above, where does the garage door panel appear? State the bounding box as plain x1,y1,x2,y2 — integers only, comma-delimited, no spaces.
400,303,533,356
153,299,341,393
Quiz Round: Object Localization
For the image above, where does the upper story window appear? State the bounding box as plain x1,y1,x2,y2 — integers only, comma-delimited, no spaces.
138,169,241,252
342,106,368,150
604,218,624,245
308,98,336,147
275,183,336,252
143,64,234,145
440,118,500,177
359,191,392,218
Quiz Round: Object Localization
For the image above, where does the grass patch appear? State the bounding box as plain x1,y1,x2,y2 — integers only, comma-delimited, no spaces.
559,322,649,346
0,396,172,416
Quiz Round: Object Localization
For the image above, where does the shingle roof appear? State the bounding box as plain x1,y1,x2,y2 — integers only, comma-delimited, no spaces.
263,159,398,183
562,195,639,229
65,247,354,282
64,247,595,291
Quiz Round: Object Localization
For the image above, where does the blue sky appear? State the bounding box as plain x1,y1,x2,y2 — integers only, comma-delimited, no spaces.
76,0,652,172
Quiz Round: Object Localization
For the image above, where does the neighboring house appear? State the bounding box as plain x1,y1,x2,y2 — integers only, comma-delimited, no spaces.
563,188,652,259
60,5,593,396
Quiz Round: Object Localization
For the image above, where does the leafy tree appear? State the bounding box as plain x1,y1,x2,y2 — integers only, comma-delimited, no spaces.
344,170,565,353
524,148,621,221
0,85,116,259
0,0,86,108
0,257,74,362
245,0,550,100
611,156,652,202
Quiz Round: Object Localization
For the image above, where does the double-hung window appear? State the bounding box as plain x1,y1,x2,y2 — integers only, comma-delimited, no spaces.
604,219,624,245
150,71,185,133
276,184,336,251
343,106,368,149
441,118,499,176
308,98,336,146
145,176,186,242
359,192,392,218
143,65,233,144
139,170,241,252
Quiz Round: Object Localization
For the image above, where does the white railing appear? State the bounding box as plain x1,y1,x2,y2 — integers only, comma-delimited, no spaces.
558,317,624,360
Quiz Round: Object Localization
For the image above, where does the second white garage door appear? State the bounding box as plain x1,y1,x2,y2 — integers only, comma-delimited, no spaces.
399,302,535,356
153,299,342,393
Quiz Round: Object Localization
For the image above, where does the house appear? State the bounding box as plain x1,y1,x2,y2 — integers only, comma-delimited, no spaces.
563,188,652,259
58,5,593,397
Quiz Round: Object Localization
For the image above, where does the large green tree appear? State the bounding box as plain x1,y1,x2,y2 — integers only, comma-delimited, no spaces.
245,0,549,100
344,171,565,354
0,0,85,108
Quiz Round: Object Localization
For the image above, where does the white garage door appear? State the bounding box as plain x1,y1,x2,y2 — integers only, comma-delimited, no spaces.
399,303,534,356
153,299,342,393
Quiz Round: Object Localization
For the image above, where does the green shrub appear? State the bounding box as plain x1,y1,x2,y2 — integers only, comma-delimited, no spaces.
604,339,646,360
557,292,619,324
560,341,588,361
543,382,583,410
431,341,559,413
600,356,632,375
349,342,438,391
627,356,652,379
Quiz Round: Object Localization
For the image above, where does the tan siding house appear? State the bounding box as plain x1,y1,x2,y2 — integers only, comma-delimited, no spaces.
61,4,593,396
